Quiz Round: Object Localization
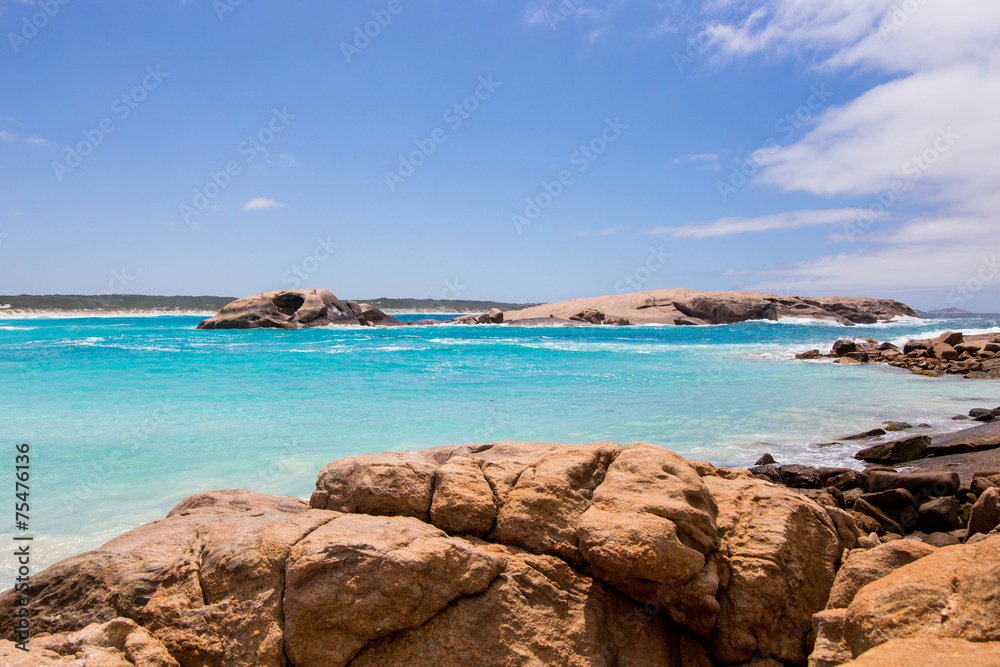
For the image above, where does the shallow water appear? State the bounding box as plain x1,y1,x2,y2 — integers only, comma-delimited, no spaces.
2,313,1000,583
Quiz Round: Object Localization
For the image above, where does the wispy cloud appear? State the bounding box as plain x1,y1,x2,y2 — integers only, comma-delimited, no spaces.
694,0,1000,300
578,224,627,237
279,153,297,168
25,134,47,145
242,197,283,212
0,130,15,143
646,208,870,239
671,152,720,171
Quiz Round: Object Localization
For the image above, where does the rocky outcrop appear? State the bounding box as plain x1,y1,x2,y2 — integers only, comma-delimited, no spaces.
197,289,360,329
503,289,916,326
0,442,858,666
806,330,1000,378
197,290,404,329
0,617,179,666
8,440,998,666
843,535,1000,657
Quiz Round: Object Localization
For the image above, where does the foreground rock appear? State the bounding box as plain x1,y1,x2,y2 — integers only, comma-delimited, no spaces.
2,441,856,666
197,290,404,329
6,440,998,666
503,289,916,326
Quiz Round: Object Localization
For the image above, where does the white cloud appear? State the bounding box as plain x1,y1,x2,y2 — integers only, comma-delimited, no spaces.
0,130,15,142
242,197,283,212
25,134,46,145
647,208,871,239
742,236,1000,296
578,225,627,237
695,0,1000,300
279,153,297,168
671,152,720,170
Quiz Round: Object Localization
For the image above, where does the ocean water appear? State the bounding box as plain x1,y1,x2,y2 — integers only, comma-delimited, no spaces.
3,313,1000,583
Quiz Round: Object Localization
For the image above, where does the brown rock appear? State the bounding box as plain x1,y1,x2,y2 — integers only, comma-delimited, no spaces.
577,444,721,634
852,499,903,535
0,490,336,667
923,531,961,547
429,456,497,536
809,608,852,667
937,331,964,347
824,540,936,610
311,450,438,521
345,541,680,667
197,289,360,329
832,339,858,356
967,486,1000,537
570,308,606,324
848,510,883,535
283,514,505,667
915,496,962,532
843,535,1000,656
503,289,916,326
854,435,929,463
704,475,840,664
780,464,823,488
487,307,503,323
839,638,1000,666
0,617,179,666
865,471,960,496
843,428,887,441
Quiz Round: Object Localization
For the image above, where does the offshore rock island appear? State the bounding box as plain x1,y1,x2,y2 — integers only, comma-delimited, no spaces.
196,288,918,329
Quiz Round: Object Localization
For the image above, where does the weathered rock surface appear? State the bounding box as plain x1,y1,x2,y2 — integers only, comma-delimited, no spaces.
0,617,179,666
704,474,841,664
503,289,915,326
839,638,1000,666
843,535,1000,657
197,289,361,329
0,441,859,667
0,489,335,667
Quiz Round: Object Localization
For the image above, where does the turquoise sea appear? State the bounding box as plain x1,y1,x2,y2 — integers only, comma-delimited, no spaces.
3,313,1000,584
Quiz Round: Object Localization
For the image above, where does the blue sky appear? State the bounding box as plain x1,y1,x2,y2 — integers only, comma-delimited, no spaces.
1,0,998,310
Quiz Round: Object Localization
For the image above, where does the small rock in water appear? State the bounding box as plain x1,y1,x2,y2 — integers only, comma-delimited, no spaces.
952,414,970,420
882,421,913,432
832,339,858,356
843,428,887,440
755,453,776,466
